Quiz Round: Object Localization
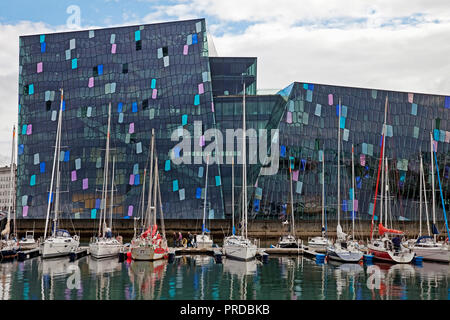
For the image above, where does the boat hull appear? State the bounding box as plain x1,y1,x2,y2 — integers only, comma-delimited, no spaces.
195,235,213,249
368,246,415,264
41,238,79,259
327,248,363,263
19,242,39,251
0,248,18,260
130,246,167,261
89,242,122,259
411,246,450,263
223,244,257,261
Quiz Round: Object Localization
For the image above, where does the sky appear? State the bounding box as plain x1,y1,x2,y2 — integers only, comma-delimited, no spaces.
1,0,450,165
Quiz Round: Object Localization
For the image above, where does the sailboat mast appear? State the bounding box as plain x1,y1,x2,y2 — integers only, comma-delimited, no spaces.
53,89,64,237
430,132,437,243
152,153,158,228
156,162,166,239
370,96,388,240
202,155,209,236
140,169,147,228
12,136,16,238
322,148,325,235
420,155,431,236
4,126,16,240
289,165,295,237
419,154,423,237
44,89,63,240
109,156,115,230
99,102,111,237
351,144,355,239
242,81,247,239
384,157,388,227
231,157,235,235
145,129,155,229
337,98,341,228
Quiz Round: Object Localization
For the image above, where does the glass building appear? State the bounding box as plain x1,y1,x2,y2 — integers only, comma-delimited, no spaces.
17,18,450,224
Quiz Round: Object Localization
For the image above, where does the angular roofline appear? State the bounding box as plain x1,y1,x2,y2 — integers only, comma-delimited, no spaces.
287,81,449,98
19,18,206,38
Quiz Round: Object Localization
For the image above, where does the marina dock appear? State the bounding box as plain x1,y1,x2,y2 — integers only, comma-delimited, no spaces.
69,246,89,262
17,248,40,261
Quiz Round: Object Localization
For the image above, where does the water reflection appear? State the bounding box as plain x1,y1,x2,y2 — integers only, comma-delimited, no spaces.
39,257,81,300
0,255,448,300
128,259,167,300
0,262,15,300
87,257,122,300
223,258,260,300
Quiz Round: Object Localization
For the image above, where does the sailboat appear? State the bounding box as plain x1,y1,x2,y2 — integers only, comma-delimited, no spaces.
89,103,123,259
130,129,169,261
0,125,19,259
367,96,414,264
307,148,332,251
222,81,257,261
41,89,80,259
410,134,450,263
326,99,363,263
277,164,300,248
196,155,213,248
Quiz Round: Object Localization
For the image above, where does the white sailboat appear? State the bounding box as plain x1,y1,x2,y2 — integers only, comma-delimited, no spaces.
327,98,363,263
367,96,414,264
41,89,79,259
410,134,450,263
89,102,123,259
196,155,213,248
222,81,257,261
0,125,19,259
277,165,300,248
307,148,332,251
130,129,169,261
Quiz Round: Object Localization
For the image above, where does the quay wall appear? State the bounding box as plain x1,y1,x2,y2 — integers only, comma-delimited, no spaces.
11,219,448,243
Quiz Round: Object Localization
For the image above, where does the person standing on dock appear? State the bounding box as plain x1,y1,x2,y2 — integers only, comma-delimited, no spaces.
178,232,183,247
173,232,178,247
187,232,194,247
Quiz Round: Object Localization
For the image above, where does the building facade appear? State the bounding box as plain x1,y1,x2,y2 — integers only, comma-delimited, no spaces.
0,165,16,213
17,18,450,226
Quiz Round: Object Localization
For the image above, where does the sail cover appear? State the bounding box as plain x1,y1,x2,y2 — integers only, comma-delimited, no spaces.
336,224,347,240
1,221,10,236
432,223,440,235
378,223,403,236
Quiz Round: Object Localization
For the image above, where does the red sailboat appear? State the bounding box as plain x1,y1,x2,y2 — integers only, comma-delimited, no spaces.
367,96,414,264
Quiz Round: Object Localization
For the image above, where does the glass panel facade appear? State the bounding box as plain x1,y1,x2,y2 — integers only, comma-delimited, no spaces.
18,19,223,220
17,18,450,224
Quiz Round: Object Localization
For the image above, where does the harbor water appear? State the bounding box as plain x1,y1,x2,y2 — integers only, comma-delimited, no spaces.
0,254,448,300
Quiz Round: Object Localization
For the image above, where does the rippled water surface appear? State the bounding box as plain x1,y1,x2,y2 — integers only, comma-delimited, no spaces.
0,255,448,300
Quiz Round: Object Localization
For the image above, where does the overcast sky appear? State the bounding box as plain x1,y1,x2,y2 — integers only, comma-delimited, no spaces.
1,0,450,165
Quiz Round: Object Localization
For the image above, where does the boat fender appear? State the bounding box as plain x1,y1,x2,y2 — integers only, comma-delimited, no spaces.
126,251,132,259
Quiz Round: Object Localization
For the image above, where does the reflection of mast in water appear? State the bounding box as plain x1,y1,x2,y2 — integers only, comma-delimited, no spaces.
223,258,258,300
88,257,121,300
416,262,449,300
128,260,167,300
0,262,15,300
40,257,78,300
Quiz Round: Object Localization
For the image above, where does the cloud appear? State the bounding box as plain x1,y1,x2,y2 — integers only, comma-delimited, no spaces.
2,1,450,165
